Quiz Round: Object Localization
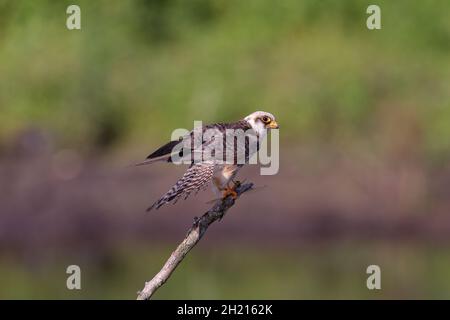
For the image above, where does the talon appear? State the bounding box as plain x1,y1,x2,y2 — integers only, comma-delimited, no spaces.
222,187,238,200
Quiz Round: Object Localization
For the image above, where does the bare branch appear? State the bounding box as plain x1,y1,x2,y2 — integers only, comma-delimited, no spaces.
136,182,254,300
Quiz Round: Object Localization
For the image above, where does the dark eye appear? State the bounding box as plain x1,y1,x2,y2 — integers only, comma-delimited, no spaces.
262,116,270,123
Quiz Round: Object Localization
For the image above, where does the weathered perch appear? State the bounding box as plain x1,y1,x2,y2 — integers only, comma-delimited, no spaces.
137,182,254,300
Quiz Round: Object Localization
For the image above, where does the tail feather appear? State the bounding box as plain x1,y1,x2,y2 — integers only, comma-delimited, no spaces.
146,162,215,212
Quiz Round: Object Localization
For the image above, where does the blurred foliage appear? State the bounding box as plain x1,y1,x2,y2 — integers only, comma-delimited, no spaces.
0,0,449,162
1,0,450,299
3,243,450,299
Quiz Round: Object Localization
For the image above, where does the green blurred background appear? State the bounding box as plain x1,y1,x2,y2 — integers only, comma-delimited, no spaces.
1,0,450,299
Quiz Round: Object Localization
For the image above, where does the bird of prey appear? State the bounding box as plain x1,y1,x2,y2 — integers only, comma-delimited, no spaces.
137,111,278,211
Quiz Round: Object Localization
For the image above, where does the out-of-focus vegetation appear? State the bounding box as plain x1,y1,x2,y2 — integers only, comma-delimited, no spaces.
1,0,450,299
1,0,449,161
3,244,450,299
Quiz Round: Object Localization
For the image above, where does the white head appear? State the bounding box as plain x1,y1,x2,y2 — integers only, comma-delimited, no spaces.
244,111,279,137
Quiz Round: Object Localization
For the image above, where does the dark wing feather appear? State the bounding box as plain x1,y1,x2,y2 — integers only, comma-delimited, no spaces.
146,140,180,160
137,120,252,166
134,139,182,166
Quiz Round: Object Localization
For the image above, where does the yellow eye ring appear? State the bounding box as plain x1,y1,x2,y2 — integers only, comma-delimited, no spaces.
262,116,270,123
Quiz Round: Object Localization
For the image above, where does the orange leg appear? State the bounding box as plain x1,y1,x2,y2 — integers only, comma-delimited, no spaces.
222,183,238,200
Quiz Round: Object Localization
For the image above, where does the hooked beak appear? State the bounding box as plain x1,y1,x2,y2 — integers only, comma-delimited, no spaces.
268,120,279,129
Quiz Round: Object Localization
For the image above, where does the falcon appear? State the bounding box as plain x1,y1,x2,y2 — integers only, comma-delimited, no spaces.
137,111,279,211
